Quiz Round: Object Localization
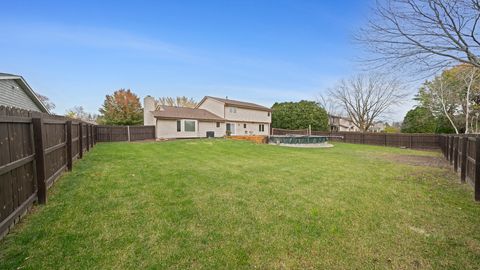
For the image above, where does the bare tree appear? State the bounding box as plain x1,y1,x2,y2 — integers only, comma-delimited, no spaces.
35,92,55,111
66,106,98,122
316,94,341,116
430,77,461,133
460,66,480,133
157,96,198,108
358,0,480,75
328,73,408,131
418,64,480,133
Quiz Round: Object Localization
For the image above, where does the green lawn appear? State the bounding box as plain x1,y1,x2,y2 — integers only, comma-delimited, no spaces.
1,140,480,269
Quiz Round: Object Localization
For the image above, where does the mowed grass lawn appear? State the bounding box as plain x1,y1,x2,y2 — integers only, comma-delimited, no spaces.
1,140,480,269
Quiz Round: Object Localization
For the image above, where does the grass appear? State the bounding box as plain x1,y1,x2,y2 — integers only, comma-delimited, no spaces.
1,139,480,269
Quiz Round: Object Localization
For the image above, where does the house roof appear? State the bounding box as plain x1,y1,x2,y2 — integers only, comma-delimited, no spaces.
151,106,225,121
329,114,353,122
198,96,272,112
0,72,50,113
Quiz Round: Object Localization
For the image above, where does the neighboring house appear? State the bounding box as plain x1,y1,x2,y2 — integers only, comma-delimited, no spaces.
144,96,272,139
0,73,49,113
328,115,360,132
369,121,386,133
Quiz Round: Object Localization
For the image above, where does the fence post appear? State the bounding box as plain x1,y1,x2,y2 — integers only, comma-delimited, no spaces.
384,133,387,146
445,136,449,159
92,125,96,145
91,125,94,147
475,137,480,201
127,126,131,142
449,136,454,162
447,136,450,161
442,135,445,156
90,125,93,148
66,120,72,171
79,123,83,159
86,125,90,151
461,137,467,183
454,136,458,172
446,135,450,159
32,117,47,204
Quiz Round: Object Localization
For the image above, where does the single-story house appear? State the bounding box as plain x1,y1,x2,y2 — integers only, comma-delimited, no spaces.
0,73,50,113
144,96,272,139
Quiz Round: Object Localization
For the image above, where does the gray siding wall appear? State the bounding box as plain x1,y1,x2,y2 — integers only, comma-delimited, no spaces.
0,79,42,112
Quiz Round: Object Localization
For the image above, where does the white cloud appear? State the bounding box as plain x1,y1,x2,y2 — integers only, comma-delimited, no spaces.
4,22,191,59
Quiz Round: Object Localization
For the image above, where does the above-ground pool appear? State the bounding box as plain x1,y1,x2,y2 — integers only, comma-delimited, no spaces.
269,135,332,147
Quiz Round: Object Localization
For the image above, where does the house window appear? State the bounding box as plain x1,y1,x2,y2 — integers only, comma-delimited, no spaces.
243,124,247,128
268,112,270,117
259,124,265,132
184,120,196,132
229,107,237,113
216,122,220,128
176,120,181,132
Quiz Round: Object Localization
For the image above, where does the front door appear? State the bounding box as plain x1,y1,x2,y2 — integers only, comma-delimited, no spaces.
226,123,236,135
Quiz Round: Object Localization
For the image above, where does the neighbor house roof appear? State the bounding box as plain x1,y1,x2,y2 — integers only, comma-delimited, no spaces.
0,73,50,113
151,106,225,121
198,96,272,112
329,114,354,122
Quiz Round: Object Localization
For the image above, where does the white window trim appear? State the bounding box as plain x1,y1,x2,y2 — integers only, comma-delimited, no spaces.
178,119,198,133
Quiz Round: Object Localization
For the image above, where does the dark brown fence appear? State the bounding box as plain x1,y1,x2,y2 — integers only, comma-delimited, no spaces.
271,129,439,149
0,106,96,239
439,135,480,201
95,125,155,142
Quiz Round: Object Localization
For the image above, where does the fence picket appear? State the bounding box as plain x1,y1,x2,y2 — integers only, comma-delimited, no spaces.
66,121,72,171
0,106,102,239
476,138,480,201
454,137,459,172
32,117,47,204
461,137,467,183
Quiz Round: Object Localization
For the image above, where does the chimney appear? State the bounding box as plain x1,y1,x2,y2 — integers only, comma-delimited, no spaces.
143,95,156,126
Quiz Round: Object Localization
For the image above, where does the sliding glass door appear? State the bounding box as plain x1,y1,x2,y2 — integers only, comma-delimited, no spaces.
226,123,236,135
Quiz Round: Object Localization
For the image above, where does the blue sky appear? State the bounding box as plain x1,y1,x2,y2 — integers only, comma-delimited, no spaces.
1,0,413,119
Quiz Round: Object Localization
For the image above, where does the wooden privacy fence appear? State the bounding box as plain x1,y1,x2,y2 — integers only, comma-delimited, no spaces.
0,106,96,238
439,135,480,201
95,125,155,142
271,129,439,149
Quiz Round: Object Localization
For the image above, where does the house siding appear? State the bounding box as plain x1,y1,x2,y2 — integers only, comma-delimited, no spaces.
156,119,225,139
224,106,271,123
197,98,225,118
0,79,43,112
198,121,225,137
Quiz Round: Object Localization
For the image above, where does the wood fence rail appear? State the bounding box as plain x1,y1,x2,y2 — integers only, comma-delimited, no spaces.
0,106,96,239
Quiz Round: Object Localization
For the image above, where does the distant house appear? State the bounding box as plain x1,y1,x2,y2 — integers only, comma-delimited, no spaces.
369,121,386,133
0,73,49,113
328,115,360,132
144,96,272,139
